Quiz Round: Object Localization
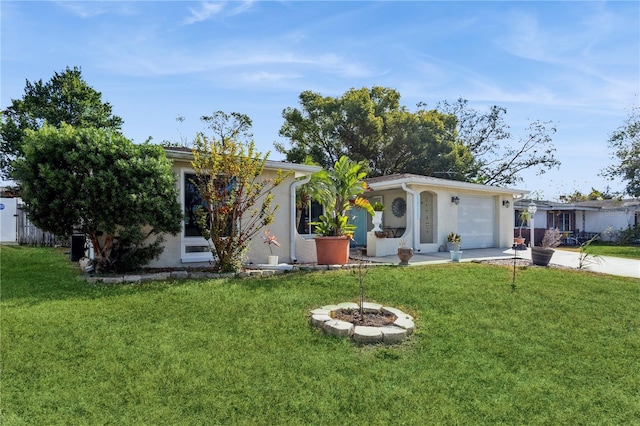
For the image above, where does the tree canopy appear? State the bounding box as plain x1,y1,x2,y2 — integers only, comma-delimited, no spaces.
277,87,559,186
437,98,559,186
603,104,640,197
191,111,289,273
13,124,181,272
558,187,616,202
277,87,473,180
0,66,123,179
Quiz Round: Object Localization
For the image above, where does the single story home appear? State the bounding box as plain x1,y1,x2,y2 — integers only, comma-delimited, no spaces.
514,198,640,244
150,150,530,268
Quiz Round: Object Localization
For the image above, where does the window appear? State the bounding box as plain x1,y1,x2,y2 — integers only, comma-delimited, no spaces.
515,210,527,227
297,199,323,235
549,212,571,231
181,172,212,262
184,173,235,238
184,173,205,237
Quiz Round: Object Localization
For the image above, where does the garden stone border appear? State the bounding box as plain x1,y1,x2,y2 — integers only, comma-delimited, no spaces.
79,262,377,284
310,302,415,344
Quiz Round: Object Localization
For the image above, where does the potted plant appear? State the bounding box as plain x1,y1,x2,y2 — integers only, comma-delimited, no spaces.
262,229,281,265
515,210,530,246
371,201,384,232
397,239,413,265
446,232,461,251
309,156,374,265
531,228,561,266
447,232,462,262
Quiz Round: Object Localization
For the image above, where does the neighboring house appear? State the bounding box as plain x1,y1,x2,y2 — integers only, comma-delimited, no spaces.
514,198,640,244
362,174,529,256
148,148,322,268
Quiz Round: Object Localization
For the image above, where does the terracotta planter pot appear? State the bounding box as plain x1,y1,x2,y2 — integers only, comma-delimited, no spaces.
397,247,414,265
531,247,554,266
514,237,525,245
315,236,350,265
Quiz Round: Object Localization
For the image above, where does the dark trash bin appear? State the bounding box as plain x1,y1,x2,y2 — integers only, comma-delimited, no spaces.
70,235,86,261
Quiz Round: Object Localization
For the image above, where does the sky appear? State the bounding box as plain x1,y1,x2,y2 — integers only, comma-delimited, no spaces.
2,0,639,200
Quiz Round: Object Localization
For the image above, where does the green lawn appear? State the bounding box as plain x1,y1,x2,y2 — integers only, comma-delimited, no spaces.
561,242,640,259
2,245,639,425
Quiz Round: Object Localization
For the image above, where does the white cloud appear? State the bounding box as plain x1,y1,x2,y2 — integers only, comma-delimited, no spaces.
184,2,225,25
54,1,136,18
183,1,254,24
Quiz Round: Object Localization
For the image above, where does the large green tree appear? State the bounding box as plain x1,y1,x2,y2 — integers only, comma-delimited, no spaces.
277,87,558,186
0,66,123,179
603,105,640,197
437,98,559,186
13,124,181,273
276,87,474,179
191,112,289,273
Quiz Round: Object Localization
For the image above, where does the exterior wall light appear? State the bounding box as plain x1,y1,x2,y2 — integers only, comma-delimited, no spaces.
502,200,510,208
451,196,460,205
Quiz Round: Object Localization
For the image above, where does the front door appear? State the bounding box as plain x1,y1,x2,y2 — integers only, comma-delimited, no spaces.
349,208,368,247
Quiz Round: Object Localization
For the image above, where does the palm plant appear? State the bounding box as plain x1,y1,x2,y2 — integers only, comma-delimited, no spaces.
310,156,374,237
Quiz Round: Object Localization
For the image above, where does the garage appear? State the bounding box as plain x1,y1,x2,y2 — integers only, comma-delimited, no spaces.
457,195,495,248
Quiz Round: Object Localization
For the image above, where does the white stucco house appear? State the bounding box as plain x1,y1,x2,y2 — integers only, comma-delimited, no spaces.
149,150,530,268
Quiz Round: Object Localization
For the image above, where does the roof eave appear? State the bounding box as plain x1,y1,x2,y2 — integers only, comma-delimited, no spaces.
367,176,529,197
163,147,322,174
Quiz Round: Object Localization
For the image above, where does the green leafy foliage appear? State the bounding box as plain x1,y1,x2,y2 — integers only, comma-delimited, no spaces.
12,124,181,272
603,104,640,197
277,87,474,180
438,98,559,186
0,66,123,179
308,156,373,236
190,114,289,272
277,88,559,186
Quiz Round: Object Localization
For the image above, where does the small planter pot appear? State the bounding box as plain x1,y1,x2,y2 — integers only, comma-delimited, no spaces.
447,242,461,252
397,247,413,266
267,255,279,265
531,247,554,266
450,250,463,262
514,237,525,246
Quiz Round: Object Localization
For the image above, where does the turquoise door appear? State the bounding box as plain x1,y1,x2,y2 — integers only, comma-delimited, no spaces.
349,208,368,247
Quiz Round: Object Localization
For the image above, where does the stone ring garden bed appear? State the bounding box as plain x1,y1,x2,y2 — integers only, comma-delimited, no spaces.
310,302,415,344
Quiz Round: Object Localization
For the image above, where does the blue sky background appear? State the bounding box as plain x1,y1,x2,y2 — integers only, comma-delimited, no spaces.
2,1,638,199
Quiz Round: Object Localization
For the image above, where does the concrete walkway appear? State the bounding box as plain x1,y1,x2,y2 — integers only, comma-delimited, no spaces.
360,247,640,279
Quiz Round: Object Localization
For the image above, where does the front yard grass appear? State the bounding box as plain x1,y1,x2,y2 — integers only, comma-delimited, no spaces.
2,245,639,425
559,241,640,259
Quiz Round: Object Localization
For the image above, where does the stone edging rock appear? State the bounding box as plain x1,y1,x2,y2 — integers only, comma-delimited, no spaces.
310,302,415,344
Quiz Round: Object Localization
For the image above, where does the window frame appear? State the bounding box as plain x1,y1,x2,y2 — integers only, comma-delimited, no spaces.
180,169,213,263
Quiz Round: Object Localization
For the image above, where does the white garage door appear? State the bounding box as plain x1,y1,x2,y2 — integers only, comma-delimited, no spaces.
457,196,495,248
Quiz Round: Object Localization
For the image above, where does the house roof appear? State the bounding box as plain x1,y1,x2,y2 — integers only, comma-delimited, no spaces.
163,147,322,175
514,198,640,211
366,173,529,197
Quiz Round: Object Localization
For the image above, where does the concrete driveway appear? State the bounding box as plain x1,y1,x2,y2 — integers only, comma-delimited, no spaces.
361,247,640,279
